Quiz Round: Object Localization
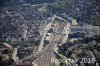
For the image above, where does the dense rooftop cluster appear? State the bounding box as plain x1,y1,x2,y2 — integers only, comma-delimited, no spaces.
0,3,51,63
0,4,50,42
0,0,99,66
58,34,100,66
47,0,100,26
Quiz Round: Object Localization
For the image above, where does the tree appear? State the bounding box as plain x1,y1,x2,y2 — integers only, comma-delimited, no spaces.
0,0,14,7
44,40,49,46
34,40,40,46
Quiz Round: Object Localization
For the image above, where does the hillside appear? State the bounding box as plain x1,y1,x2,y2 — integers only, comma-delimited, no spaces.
23,0,55,4
0,0,14,7
47,0,100,26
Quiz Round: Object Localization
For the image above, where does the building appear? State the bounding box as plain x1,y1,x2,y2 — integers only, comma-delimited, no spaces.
67,17,78,26
3,43,13,50
68,32,85,39
45,33,51,40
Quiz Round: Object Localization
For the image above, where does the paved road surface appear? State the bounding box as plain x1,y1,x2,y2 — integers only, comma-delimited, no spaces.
21,16,70,66
38,15,56,52
32,18,67,66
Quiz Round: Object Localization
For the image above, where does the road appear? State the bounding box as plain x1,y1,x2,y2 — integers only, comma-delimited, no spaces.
12,48,19,63
33,34,56,66
20,15,56,62
38,15,56,52
20,15,70,66
32,17,69,66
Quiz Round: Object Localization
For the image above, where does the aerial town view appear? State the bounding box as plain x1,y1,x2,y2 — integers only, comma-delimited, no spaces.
0,0,100,66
